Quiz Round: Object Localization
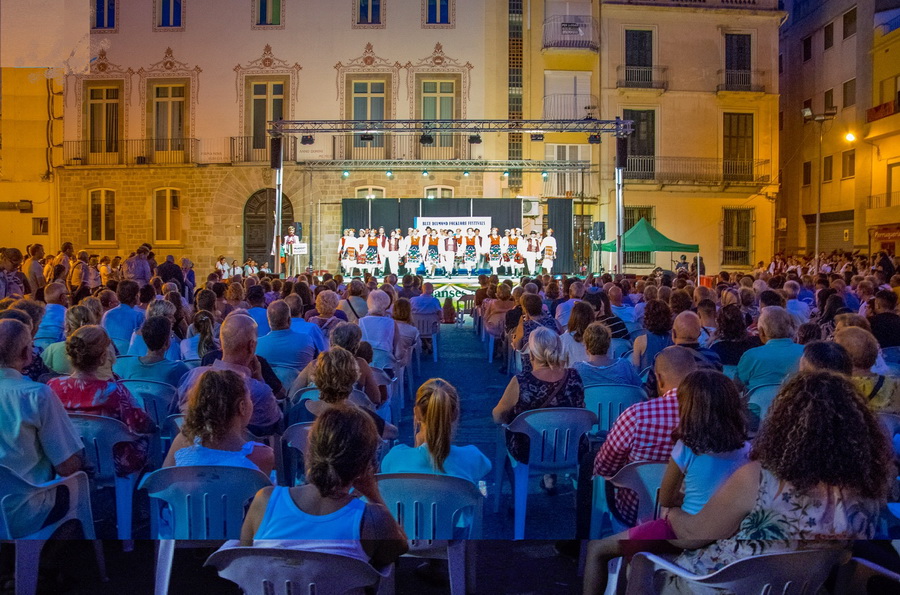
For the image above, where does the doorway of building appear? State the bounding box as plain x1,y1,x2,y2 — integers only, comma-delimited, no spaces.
243,189,294,268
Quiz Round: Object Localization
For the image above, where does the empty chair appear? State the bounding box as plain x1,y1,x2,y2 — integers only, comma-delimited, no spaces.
589,461,667,539
67,413,144,541
376,473,484,595
493,408,597,539
412,313,441,363
625,549,847,594
280,422,314,486
205,547,389,595
582,384,645,436
270,364,301,391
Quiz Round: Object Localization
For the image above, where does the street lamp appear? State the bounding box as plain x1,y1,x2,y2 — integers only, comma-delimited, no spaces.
801,107,837,269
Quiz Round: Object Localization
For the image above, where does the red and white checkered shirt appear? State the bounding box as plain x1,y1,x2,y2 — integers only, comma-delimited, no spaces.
593,388,680,525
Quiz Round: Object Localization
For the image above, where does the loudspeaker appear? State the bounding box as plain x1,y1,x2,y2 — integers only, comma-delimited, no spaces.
615,137,629,169
591,221,606,242
270,137,283,169
293,222,302,240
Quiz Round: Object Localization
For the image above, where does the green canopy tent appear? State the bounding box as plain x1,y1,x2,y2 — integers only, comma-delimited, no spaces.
599,217,700,281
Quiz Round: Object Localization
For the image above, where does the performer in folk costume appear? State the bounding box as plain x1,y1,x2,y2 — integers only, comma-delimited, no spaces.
404,228,423,274
216,255,230,280
540,228,557,275
453,228,465,272
339,229,357,276
473,228,487,270
487,228,503,275
383,229,403,276
356,229,369,275
511,229,526,276
463,228,478,273
501,229,513,274
524,230,542,276
425,228,441,277
440,229,459,277
364,229,381,277
283,226,302,277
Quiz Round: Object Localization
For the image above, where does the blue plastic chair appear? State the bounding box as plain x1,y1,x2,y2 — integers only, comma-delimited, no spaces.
270,364,301,391
589,461,667,539
205,547,389,595
67,413,144,542
747,383,782,432
376,473,484,595
119,379,177,466
608,338,632,359
582,384,645,436
280,422,314,486
493,408,597,539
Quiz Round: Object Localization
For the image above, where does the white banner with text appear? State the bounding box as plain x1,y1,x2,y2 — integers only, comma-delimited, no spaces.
414,217,492,236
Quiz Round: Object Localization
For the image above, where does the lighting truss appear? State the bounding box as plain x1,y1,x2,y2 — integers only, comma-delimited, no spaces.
270,118,633,136
295,159,595,172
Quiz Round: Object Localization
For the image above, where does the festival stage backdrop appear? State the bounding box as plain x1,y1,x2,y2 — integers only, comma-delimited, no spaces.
341,198,523,235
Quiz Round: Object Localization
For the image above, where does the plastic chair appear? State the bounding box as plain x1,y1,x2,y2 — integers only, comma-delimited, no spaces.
182,358,202,369
119,379,177,466
412,313,441,363
205,547,389,595
589,461,667,539
722,364,738,379
834,556,900,593
746,383,782,432
0,467,105,595
582,384,645,435
281,422,314,486
625,548,848,595
883,347,900,364
67,413,144,541
376,473,484,595
270,365,301,391
608,338,632,360
493,407,597,539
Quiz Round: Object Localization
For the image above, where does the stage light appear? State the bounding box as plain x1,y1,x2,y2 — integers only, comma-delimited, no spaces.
468,134,482,144
386,170,393,178
463,170,470,177
360,133,375,142
588,134,602,144
422,170,429,177
342,170,350,178
530,133,544,142
541,171,549,179
420,134,434,145
502,171,509,177
300,135,315,145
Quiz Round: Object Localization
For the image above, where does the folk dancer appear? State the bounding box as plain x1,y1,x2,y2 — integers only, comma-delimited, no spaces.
540,228,557,276
462,228,479,274
356,229,369,276
440,229,459,277
474,228,487,270
339,229,357,276
487,228,503,276
404,228,423,275
383,230,403,276
425,228,441,277
283,226,302,277
216,255,230,280
507,229,524,276
523,230,542,276
364,229,381,277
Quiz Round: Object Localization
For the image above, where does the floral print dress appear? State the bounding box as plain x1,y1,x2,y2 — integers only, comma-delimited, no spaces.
665,468,879,592
47,376,155,476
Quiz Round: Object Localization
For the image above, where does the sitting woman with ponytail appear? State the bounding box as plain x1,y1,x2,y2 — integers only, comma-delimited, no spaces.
240,405,408,570
382,378,490,485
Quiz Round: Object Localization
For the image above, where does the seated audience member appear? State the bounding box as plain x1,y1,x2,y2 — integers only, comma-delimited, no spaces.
383,378,491,484
816,293,847,340
835,326,900,415
795,321,823,345
101,280,144,354
484,283,516,339
696,299,718,348
245,285,270,337
290,322,383,407
630,300,674,372
596,291,629,340
358,289,401,369
410,282,442,317
47,325,155,476
708,304,762,365
584,370,750,593
34,282,68,349
337,279,369,323
306,290,347,338
2,303,53,382
181,310,218,360
736,307,803,391
783,280,811,327
40,305,103,376
391,298,420,370
225,283,248,310
494,327,585,492
178,313,282,436
559,301,595,366
256,300,319,371
593,346,699,524
798,341,853,375
572,322,641,387
442,297,457,324
871,290,900,349
239,406,408,569
0,319,84,537
127,299,182,361
607,286,639,334
283,294,328,354
113,316,190,386
511,293,561,352
664,372,890,581
164,369,274,475
555,281,585,329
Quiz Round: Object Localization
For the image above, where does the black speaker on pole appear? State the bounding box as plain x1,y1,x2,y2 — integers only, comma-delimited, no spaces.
591,221,606,242
293,222,303,241
270,137,283,169
615,137,629,169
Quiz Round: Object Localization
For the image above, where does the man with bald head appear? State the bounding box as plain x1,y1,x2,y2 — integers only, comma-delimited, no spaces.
736,306,803,392
607,285,640,335
591,346,700,526
555,281,585,329
177,313,281,435
256,300,321,371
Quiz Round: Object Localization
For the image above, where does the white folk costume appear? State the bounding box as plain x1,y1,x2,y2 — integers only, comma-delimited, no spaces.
487,232,503,275
524,234,542,276
463,233,478,272
540,233,557,275
440,233,459,277
507,233,524,275
405,232,423,273
216,259,230,280
383,234,402,276
340,232,357,275
425,232,440,276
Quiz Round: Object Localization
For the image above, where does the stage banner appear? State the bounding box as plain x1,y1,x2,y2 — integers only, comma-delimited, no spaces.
415,217,492,236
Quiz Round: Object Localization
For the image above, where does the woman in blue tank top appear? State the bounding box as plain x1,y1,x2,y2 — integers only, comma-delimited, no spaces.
631,300,675,372
240,406,408,570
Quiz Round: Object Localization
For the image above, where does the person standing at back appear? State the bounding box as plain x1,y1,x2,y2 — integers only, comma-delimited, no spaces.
23,244,46,298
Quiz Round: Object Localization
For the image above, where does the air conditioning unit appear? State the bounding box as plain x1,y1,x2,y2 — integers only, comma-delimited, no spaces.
522,198,542,217
776,217,787,231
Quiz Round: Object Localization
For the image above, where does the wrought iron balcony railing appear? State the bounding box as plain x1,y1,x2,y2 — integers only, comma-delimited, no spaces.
64,138,199,166
616,65,668,90
230,136,296,164
624,156,771,185
543,94,599,120
542,16,599,51
717,69,766,93
868,192,900,209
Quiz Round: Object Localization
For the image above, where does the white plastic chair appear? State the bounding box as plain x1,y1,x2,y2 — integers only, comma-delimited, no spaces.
412,313,441,363
280,422,314,486
582,384,645,436
0,466,105,595
376,473,484,595
589,461,667,539
625,548,848,594
270,364,301,391
608,338,632,360
746,383,781,431
67,413,144,541
205,547,389,595
834,556,900,593
493,407,597,539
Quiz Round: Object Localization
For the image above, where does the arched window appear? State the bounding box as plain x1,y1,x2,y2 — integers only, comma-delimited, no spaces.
88,189,116,243
154,188,182,243
356,186,386,199
424,185,453,199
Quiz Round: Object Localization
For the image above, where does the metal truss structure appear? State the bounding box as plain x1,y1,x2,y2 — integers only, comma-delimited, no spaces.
295,159,595,172
270,118,633,136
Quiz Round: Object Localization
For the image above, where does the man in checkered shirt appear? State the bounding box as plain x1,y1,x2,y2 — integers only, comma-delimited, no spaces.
593,346,699,525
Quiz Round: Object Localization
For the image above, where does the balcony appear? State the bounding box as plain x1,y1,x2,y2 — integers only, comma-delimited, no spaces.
231,136,297,164
608,0,779,9
543,93,599,120
869,192,900,209
64,139,199,166
624,156,771,185
867,100,898,123
717,70,766,93
542,16,599,51
616,65,668,90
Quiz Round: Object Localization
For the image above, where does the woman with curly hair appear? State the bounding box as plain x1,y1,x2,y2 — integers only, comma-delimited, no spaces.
630,299,674,371
663,371,891,582
707,304,762,366
163,369,274,475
